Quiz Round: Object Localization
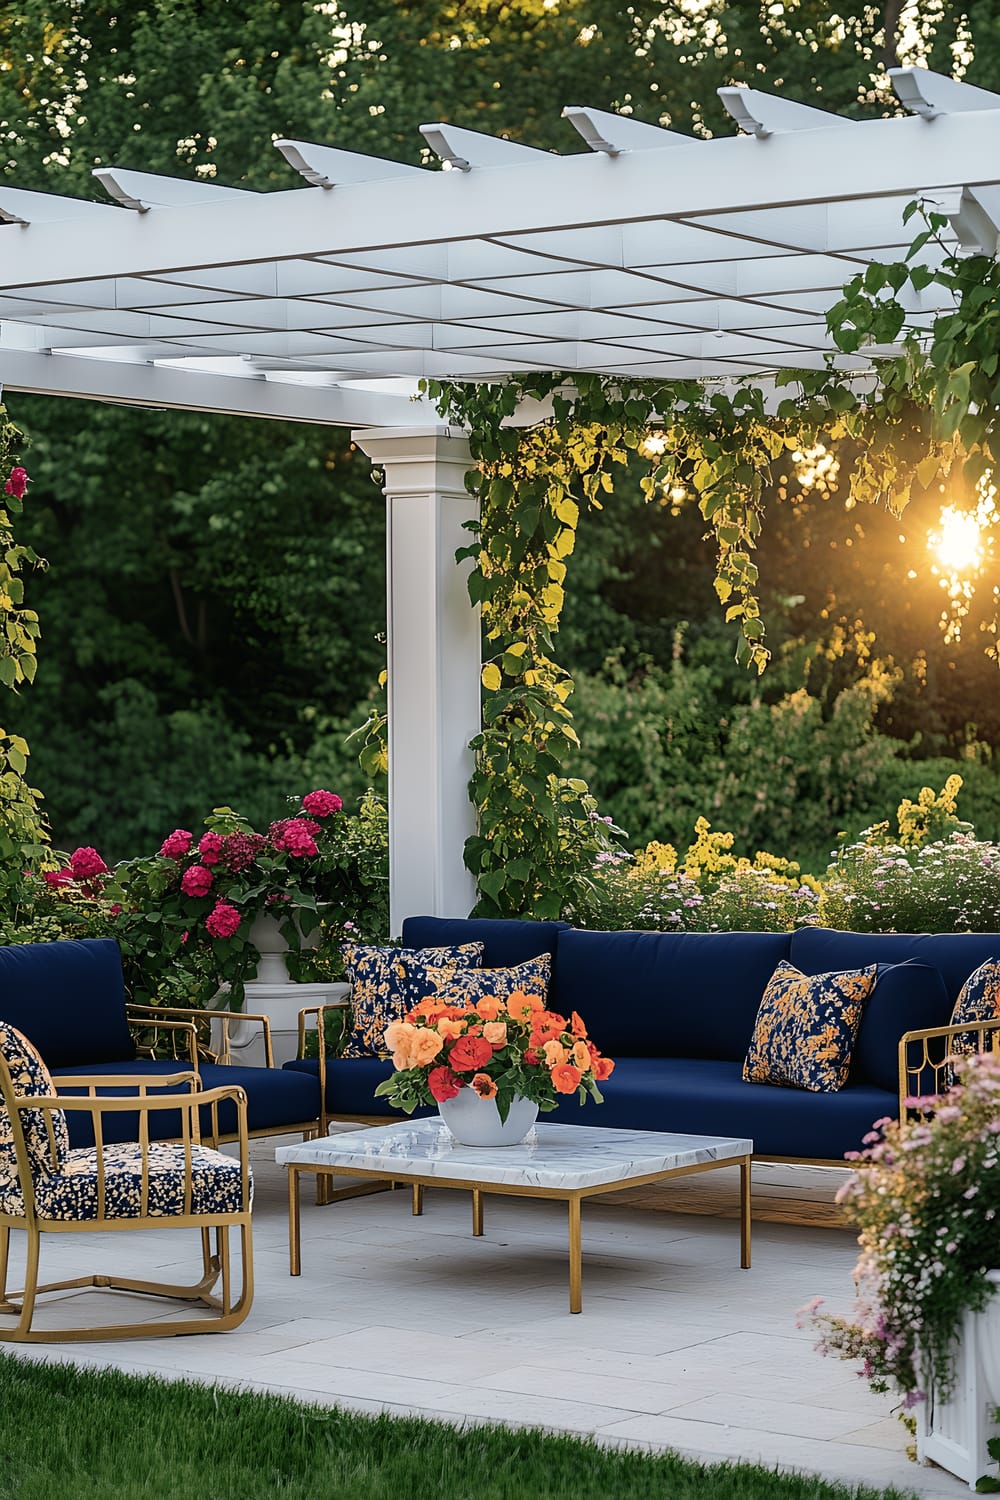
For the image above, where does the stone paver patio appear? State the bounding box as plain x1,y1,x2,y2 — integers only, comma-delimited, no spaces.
4,1134,969,1498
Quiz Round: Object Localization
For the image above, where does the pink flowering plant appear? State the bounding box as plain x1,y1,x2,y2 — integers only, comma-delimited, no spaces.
809,1051,1000,1408
17,790,388,1010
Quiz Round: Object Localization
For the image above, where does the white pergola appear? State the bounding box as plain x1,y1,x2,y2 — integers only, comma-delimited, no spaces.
3,66,1000,930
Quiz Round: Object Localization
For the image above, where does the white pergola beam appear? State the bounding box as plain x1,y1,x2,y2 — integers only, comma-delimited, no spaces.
275,139,425,187
93,167,256,211
718,86,851,137
890,66,1000,117
562,107,692,155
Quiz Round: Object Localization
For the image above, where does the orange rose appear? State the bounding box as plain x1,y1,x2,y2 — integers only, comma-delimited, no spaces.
530,1011,567,1046
571,1039,592,1071
483,1021,508,1046
476,997,505,1021
383,1020,419,1069
411,1029,445,1067
507,989,545,1023
542,1040,568,1067
470,1071,498,1100
570,1010,588,1039
594,1056,615,1081
550,1062,583,1095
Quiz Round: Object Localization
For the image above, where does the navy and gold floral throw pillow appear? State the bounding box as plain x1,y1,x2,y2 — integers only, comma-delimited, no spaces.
949,958,1000,1059
743,961,877,1093
340,941,485,1058
423,953,552,1013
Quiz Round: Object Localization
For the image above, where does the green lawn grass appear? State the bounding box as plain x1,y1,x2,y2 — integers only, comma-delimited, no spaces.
0,1352,921,1500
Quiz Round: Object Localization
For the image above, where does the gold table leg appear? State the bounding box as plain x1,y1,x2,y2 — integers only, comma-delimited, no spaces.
568,1195,582,1313
740,1155,752,1269
288,1167,302,1276
412,1184,424,1216
472,1188,484,1237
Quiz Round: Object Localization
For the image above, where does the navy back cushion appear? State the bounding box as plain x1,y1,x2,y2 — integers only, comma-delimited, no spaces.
0,938,135,1068
789,929,1000,1009
849,960,952,1092
400,916,566,971
550,929,792,1060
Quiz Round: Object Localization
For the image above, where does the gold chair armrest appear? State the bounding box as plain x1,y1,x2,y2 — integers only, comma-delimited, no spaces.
127,1003,276,1069
126,1013,200,1066
898,1018,1000,1119
297,1000,351,1136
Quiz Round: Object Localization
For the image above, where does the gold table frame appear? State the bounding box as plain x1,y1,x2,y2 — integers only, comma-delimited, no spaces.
282,1129,752,1314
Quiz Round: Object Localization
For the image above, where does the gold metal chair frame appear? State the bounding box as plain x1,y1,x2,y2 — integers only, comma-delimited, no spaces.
898,1017,1000,1114
0,1067,254,1342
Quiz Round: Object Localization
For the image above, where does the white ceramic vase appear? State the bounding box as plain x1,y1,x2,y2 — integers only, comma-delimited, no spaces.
248,909,320,984
437,1088,539,1147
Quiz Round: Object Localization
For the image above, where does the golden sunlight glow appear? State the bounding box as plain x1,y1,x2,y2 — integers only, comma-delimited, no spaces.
928,505,984,574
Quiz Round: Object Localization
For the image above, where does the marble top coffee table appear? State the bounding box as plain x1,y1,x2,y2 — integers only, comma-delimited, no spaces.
276,1120,752,1313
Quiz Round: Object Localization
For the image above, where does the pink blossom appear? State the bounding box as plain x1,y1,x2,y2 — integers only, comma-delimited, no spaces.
221,831,265,872
160,829,193,860
110,903,122,917
205,901,241,939
198,831,224,866
42,867,74,887
302,789,343,818
270,818,319,857
4,467,28,500
70,846,108,879
181,864,213,897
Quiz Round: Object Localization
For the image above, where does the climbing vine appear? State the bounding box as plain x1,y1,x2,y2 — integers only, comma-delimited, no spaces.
0,407,49,917
416,205,1000,919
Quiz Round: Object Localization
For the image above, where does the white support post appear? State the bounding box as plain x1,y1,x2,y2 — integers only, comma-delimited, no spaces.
352,426,480,934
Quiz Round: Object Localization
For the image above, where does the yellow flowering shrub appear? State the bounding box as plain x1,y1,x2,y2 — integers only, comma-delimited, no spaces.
896,774,965,847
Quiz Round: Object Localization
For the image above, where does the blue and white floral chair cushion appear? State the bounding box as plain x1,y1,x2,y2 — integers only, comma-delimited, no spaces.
743,961,876,1093
340,941,485,1057
0,1020,70,1182
0,1141,250,1222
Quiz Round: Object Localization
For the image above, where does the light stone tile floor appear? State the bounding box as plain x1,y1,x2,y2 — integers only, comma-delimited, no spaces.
3,1132,971,1498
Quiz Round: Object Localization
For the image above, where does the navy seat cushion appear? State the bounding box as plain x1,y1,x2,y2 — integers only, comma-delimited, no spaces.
550,929,792,1060
545,1056,895,1162
52,1059,320,1147
400,917,566,971
789,929,1000,1009
285,1056,434,1120
850,960,952,1092
0,938,135,1068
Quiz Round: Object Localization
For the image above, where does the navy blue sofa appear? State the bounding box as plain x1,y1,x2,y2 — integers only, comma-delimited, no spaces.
283,917,1000,1162
0,938,320,1146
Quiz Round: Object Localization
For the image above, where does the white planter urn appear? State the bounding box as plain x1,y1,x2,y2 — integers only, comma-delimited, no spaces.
214,909,348,1069
917,1270,1000,1489
437,1088,539,1147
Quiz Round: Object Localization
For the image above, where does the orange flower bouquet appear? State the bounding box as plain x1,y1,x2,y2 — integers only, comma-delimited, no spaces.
373,987,615,1124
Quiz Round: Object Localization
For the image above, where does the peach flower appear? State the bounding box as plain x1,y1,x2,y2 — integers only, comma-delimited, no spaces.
530,1011,567,1046
476,997,505,1021
411,1029,445,1067
436,1016,467,1040
542,1040,569,1067
572,1039,592,1072
383,1020,418,1069
470,1072,498,1100
483,1022,508,1046
550,1062,583,1095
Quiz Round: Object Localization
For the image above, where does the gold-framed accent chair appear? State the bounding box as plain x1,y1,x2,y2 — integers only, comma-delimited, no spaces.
899,1016,1000,1114
0,1020,254,1342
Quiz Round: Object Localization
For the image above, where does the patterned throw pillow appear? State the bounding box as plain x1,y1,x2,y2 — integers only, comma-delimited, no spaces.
743,961,877,1093
424,953,552,1013
0,1020,70,1178
340,941,485,1058
949,958,1000,1059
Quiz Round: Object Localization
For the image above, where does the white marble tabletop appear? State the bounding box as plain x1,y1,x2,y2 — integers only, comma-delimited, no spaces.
275,1119,753,1190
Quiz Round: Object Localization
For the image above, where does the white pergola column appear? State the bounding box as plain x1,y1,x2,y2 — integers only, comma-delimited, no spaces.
352,425,480,934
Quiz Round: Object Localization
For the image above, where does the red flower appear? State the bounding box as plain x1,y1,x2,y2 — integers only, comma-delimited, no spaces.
181,864,213,897
302,789,343,818
198,831,224,866
428,1065,462,1102
448,1034,493,1073
551,1063,583,1095
4,467,28,500
160,829,192,860
42,868,73,887
205,901,241,939
523,1048,540,1066
69,847,108,880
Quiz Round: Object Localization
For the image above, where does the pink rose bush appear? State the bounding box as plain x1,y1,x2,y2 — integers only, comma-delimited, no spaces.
4,467,28,500
28,790,388,1013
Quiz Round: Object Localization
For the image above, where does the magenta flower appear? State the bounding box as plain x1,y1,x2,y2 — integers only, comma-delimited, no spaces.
42,868,74,887
4,467,28,500
181,864,214,897
198,831,224,866
302,789,343,818
205,901,241,939
160,829,193,860
69,846,108,880
270,818,319,857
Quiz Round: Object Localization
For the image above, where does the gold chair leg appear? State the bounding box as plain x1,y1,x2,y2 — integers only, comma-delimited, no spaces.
219,1227,231,1316
15,1232,41,1338
0,1225,11,1311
